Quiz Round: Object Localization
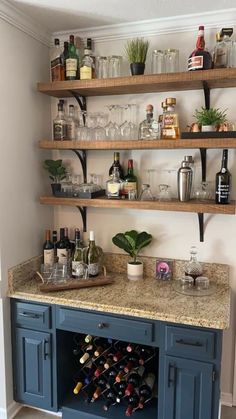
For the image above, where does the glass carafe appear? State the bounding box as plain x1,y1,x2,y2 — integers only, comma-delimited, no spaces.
184,246,203,286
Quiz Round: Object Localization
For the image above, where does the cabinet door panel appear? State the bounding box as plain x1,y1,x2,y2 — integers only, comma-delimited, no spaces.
14,328,52,409
164,355,213,419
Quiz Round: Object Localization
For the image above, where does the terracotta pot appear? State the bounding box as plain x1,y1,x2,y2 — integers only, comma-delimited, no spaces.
130,63,145,76
127,261,143,281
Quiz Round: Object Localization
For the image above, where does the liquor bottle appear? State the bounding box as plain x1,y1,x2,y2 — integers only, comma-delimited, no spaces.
122,159,138,198
86,231,100,277
43,230,54,266
138,373,155,408
219,28,233,67
106,167,123,199
161,98,180,139
72,229,84,279
61,41,69,80
109,152,124,179
91,377,108,401
125,394,140,416
66,35,79,80
215,149,231,204
64,227,72,258
87,38,96,78
52,230,58,263
57,228,68,264
185,246,203,286
188,25,212,71
138,104,159,140
73,381,83,395
53,101,67,140
80,46,94,80
67,104,77,140
125,366,145,396
103,390,117,411
50,38,63,81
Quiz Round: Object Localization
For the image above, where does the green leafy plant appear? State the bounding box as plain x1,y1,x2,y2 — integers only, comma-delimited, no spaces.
125,38,149,63
43,159,67,183
193,107,227,126
112,230,152,263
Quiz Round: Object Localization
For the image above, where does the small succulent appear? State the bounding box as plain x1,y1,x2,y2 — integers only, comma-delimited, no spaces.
193,107,227,126
125,38,149,64
112,230,152,263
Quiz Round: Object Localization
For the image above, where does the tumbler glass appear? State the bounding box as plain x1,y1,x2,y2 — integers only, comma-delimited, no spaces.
96,56,109,78
231,41,236,67
108,55,122,77
165,49,179,73
151,50,165,73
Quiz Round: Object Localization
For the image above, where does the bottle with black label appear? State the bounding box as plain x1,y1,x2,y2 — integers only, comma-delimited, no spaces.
43,230,54,266
215,149,231,204
57,228,68,264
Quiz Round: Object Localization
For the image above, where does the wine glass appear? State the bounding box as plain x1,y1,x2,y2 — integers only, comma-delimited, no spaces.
158,184,172,201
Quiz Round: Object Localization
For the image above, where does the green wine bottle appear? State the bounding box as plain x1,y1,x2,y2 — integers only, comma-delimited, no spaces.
72,229,84,278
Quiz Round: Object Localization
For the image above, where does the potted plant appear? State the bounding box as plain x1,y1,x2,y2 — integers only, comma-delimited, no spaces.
193,107,227,132
112,230,152,280
125,38,149,76
43,159,67,195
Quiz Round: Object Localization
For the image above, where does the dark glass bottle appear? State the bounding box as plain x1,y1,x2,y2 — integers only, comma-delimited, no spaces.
103,390,117,411
215,149,231,204
64,227,72,258
91,377,108,401
125,394,140,417
124,353,139,373
125,366,145,396
79,344,94,364
109,152,124,180
188,26,212,71
138,373,155,408
56,228,68,264
138,347,154,365
66,35,79,80
61,41,69,80
52,230,58,262
114,381,126,402
122,159,138,198
43,230,54,266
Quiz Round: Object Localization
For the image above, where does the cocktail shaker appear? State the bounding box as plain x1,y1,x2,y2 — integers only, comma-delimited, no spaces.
178,158,193,202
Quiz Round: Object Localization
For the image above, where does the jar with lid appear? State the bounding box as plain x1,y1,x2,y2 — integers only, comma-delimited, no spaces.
184,246,203,286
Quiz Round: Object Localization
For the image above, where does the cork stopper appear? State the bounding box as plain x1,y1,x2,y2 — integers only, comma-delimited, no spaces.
166,97,176,106
146,104,153,113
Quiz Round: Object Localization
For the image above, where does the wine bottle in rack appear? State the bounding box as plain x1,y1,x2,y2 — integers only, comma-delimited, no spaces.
103,390,117,411
79,344,94,364
125,394,140,417
125,366,145,396
85,383,96,403
115,358,128,383
93,337,110,357
138,373,155,409
113,341,128,362
104,349,116,370
126,343,137,353
91,377,108,402
84,363,96,385
94,358,106,377
84,334,93,343
114,380,127,403
73,380,83,395
124,353,139,373
107,368,117,386
138,347,154,365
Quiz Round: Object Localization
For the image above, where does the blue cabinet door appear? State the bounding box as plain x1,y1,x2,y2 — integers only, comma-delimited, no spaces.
14,328,52,409
163,355,213,419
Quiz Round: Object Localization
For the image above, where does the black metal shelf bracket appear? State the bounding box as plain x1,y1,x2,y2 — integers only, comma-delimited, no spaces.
71,149,87,183
202,81,210,110
198,213,204,242
76,206,87,232
69,91,87,112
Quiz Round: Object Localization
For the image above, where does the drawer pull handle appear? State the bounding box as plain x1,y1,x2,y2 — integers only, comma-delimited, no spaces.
98,323,107,329
175,338,203,347
19,312,42,319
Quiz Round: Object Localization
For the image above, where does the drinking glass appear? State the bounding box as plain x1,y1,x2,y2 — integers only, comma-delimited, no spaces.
108,55,122,77
94,112,107,140
52,263,69,283
105,105,120,140
128,189,137,200
76,111,89,140
40,264,54,283
139,184,154,201
158,184,172,201
194,181,214,201
231,41,236,67
61,174,73,196
165,49,179,73
96,56,109,78
152,50,165,73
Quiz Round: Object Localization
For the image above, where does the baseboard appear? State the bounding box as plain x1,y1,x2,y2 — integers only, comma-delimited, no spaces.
221,392,233,407
0,401,21,419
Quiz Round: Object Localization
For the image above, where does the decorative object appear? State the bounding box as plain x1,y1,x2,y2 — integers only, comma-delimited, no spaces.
193,107,227,132
43,159,67,195
125,38,149,75
112,230,152,280
156,259,173,280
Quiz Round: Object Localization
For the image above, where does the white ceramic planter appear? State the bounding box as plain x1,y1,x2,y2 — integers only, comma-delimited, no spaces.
201,125,216,132
127,261,143,281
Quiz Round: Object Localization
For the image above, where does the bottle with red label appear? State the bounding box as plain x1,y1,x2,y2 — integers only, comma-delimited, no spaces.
188,26,212,71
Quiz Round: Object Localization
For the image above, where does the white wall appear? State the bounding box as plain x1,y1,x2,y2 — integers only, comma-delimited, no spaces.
0,19,53,416
54,29,236,397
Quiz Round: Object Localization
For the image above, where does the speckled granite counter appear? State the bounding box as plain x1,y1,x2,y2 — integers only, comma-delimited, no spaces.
8,254,231,330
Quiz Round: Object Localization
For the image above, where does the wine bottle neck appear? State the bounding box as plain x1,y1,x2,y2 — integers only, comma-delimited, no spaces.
196,34,205,50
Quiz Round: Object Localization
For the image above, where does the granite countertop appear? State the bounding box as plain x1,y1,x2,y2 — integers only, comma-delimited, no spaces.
8,255,231,330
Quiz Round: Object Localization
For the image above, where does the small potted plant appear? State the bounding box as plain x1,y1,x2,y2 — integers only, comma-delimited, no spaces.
125,38,149,76
193,107,227,132
112,230,152,280
44,159,67,196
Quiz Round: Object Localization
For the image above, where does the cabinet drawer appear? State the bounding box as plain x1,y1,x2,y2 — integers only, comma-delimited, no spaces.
56,308,155,345
165,325,215,360
14,302,51,330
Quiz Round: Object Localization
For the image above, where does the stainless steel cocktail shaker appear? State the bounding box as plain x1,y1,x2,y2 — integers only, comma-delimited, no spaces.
178,157,193,202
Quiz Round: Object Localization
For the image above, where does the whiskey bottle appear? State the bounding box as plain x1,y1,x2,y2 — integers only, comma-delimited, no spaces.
80,47,94,80
50,38,63,81
188,26,212,71
215,149,231,204
66,35,79,80
138,104,159,140
109,152,124,180
161,98,180,139
53,101,67,140
43,230,54,266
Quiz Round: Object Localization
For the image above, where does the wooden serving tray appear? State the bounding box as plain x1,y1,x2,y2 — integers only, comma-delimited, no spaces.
39,276,115,293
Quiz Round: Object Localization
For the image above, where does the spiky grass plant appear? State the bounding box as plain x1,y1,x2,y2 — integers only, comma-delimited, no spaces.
125,38,149,63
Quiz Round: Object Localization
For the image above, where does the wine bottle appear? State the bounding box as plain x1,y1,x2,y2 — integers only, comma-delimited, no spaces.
43,230,54,266
126,343,137,353
103,390,117,411
107,368,117,385
115,359,128,382
104,349,116,369
57,228,68,264
125,366,145,396
86,231,100,277
114,381,126,403
83,362,96,385
79,344,94,364
72,229,84,278
64,227,72,259
91,377,108,402
125,394,139,417
124,353,139,373
73,381,83,395
188,26,212,71
138,373,155,408
215,149,231,204
52,230,58,263
93,337,110,357
113,341,128,362
122,159,138,198
85,383,96,403
138,347,154,365
109,152,124,180
94,358,106,377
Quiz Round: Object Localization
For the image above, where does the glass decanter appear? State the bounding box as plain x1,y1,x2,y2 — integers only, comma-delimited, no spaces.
184,246,203,286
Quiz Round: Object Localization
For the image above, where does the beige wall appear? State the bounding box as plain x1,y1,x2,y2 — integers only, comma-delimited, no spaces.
0,19,53,416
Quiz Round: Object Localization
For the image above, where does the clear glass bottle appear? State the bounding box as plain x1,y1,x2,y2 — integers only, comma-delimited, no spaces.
80,48,94,80
213,29,233,68
53,100,67,140
184,246,203,286
161,98,180,139
109,152,124,180
106,167,122,199
138,105,159,140
67,104,77,140
72,229,85,279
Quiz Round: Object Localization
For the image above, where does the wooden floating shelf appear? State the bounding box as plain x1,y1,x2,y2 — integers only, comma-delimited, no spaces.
37,68,236,98
39,138,236,150
40,196,235,215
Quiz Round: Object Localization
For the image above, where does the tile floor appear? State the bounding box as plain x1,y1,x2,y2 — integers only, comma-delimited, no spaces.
14,405,236,418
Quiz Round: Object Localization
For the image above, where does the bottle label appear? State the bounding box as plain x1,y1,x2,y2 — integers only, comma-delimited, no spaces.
57,248,68,264
51,57,63,81
88,263,99,276
44,249,54,266
67,122,75,140
72,261,85,278
107,183,120,194
66,58,77,78
53,123,67,140
123,182,137,194
216,184,230,200
80,66,92,80
163,114,177,127
188,56,203,70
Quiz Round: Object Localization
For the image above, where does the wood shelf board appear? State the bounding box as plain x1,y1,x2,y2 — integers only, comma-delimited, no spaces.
37,68,236,98
39,138,236,150
39,196,235,215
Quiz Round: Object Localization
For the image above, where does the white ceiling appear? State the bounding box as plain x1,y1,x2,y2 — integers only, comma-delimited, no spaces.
8,0,236,33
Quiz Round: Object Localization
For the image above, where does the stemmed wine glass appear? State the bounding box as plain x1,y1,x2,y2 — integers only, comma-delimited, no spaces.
105,105,120,140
